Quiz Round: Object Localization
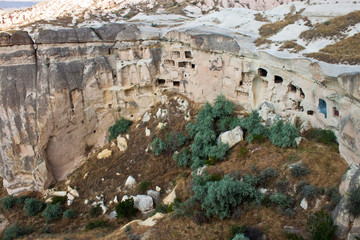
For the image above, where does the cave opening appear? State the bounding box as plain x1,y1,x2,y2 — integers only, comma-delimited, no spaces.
274,75,283,84
318,98,327,118
258,68,268,77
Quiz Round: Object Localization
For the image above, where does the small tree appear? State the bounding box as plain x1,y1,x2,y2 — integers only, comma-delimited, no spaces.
108,118,132,142
347,186,360,217
150,138,169,156
43,204,63,222
3,223,33,240
23,198,44,217
173,148,191,168
116,198,138,219
307,211,336,240
240,111,269,143
270,120,299,148
1,196,17,210
63,209,77,219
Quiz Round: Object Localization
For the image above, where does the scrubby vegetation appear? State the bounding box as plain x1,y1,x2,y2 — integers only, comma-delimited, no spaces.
42,204,63,222
89,204,102,218
85,220,110,231
346,186,360,217
290,164,310,178
51,196,67,205
269,120,299,148
63,208,77,219
1,195,17,210
138,181,150,194
108,118,132,142
115,198,138,219
279,41,305,53
23,198,44,217
3,223,33,240
307,211,336,240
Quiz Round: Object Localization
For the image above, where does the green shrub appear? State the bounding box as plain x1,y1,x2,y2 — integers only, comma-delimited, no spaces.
325,187,341,209
300,184,319,200
63,208,77,219
238,146,249,159
193,175,261,219
217,116,241,132
115,198,138,219
51,196,67,205
290,164,310,177
269,120,299,148
1,196,17,210
3,223,33,240
259,168,278,185
23,198,44,216
85,220,110,231
208,143,230,162
138,181,150,194
43,204,63,222
15,196,27,206
228,224,246,240
347,186,360,217
108,118,132,142
285,233,304,240
151,138,169,156
240,111,269,143
270,193,291,209
89,204,102,218
212,94,235,119
233,234,250,240
166,132,188,150
309,129,337,145
307,211,336,240
40,225,53,234
276,178,290,193
173,148,191,168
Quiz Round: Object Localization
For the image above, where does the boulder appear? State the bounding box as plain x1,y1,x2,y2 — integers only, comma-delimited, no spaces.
300,198,308,210
108,210,117,219
69,189,79,198
147,190,161,206
156,122,165,130
125,176,136,189
145,127,151,137
138,213,165,227
51,191,67,197
258,102,278,126
217,126,243,148
133,195,154,212
163,187,177,205
67,193,75,201
0,33,11,46
97,149,112,159
117,136,128,152
142,112,151,122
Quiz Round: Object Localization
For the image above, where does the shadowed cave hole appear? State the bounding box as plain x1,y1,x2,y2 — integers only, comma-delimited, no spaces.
274,75,283,84
258,68,268,77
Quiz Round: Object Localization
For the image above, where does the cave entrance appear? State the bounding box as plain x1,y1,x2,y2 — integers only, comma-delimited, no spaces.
318,98,327,118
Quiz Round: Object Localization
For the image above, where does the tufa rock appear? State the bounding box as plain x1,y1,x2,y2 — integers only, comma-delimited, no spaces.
163,187,177,205
300,198,308,210
145,127,151,137
117,136,128,152
133,195,154,212
97,149,112,159
125,176,136,189
147,190,161,206
10,31,33,45
217,126,244,148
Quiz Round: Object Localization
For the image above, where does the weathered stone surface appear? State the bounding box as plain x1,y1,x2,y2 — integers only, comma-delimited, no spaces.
36,28,101,44
147,190,161,206
97,149,112,159
0,33,11,46
117,136,128,152
125,176,136,189
163,187,177,205
218,126,244,148
133,195,154,212
10,31,33,45
300,198,308,210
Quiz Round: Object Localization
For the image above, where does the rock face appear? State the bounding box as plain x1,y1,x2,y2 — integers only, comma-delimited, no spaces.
0,23,359,196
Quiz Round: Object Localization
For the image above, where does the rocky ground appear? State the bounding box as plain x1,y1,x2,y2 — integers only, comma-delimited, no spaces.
0,94,349,239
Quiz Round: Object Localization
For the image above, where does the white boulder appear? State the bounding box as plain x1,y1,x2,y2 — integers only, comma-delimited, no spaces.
97,149,112,159
117,136,128,152
163,187,176,205
147,190,161,205
133,195,154,212
218,126,244,148
125,176,136,189
145,127,151,137
142,112,151,122
300,198,308,210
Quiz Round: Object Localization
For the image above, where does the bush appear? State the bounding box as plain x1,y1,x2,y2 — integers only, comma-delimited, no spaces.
15,196,27,206
2,196,17,210
192,211,209,225
212,94,235,119
309,129,337,145
43,204,63,222
3,223,33,240
217,116,241,132
240,111,269,143
229,224,246,240
290,164,310,178
63,208,77,219
173,148,191,168
193,175,261,219
23,198,44,216
40,225,53,234
233,234,250,240
307,211,336,240
259,168,278,185
85,220,110,231
347,186,360,217
138,181,150,194
166,132,188,150
276,178,290,193
269,120,299,148
108,118,132,142
89,205,102,218
151,138,169,156
51,196,67,205
207,143,230,162
115,198,138,219
299,184,319,200
326,187,341,209
270,193,291,209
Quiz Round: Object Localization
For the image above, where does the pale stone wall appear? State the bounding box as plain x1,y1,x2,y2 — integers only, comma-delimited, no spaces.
0,25,359,194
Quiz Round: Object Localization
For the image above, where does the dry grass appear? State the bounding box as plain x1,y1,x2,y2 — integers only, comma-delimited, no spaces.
305,33,360,64
279,41,305,53
254,37,272,47
254,13,269,22
258,9,305,38
300,10,360,40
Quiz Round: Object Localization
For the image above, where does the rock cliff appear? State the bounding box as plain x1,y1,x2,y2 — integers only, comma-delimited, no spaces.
0,23,359,196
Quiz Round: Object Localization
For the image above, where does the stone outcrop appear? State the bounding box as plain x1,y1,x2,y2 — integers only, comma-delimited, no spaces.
0,22,359,197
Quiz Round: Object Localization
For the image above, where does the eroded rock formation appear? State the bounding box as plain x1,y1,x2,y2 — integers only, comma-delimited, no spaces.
0,23,359,195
